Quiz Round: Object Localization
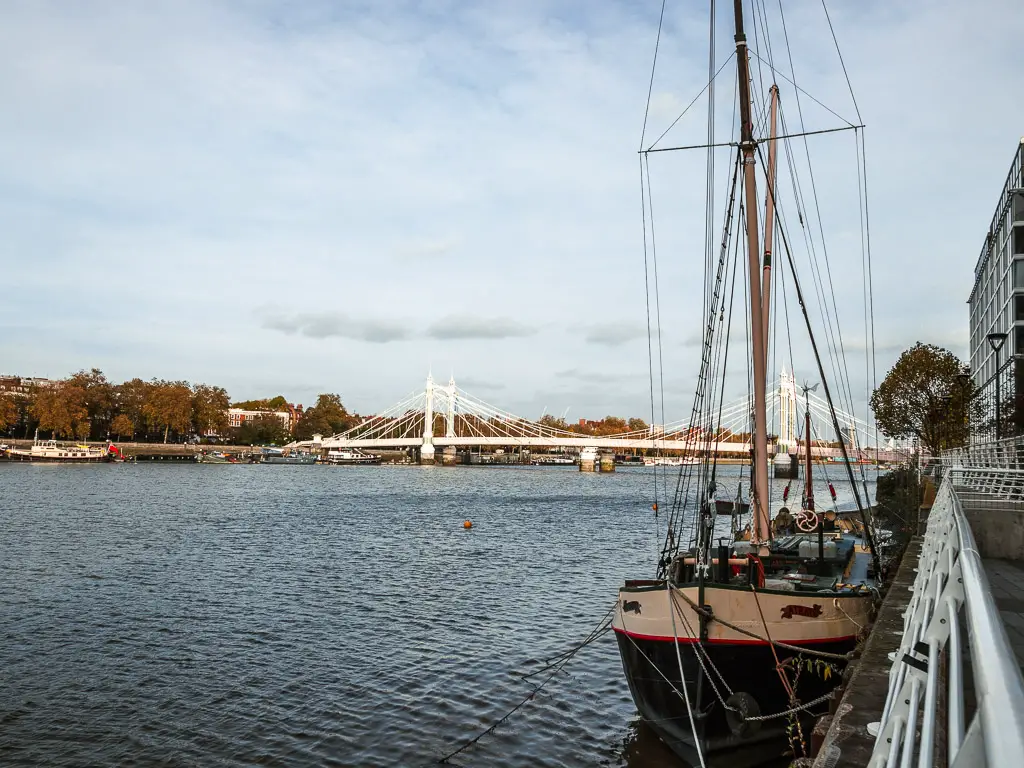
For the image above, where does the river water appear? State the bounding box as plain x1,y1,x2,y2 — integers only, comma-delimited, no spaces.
0,463,875,767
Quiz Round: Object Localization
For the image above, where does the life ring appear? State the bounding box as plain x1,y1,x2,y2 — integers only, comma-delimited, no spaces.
796,509,818,532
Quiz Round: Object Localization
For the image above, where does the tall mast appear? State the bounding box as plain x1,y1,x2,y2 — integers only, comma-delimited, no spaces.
732,0,771,544
804,390,823,567
762,85,779,360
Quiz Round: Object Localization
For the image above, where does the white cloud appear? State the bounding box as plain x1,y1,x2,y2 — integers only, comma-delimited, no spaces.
0,0,1021,425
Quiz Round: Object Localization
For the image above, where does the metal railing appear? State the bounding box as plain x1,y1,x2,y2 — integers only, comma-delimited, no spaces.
867,460,1024,767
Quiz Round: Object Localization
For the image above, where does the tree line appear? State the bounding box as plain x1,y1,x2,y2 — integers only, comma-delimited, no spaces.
0,369,362,445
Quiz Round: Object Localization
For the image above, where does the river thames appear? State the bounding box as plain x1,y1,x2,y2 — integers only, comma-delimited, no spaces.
0,463,875,767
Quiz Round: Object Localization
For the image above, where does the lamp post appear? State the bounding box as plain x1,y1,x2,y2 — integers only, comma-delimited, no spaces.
987,332,1009,440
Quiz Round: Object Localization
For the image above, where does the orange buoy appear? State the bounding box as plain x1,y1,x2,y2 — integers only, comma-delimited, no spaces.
463,520,473,529
651,503,658,511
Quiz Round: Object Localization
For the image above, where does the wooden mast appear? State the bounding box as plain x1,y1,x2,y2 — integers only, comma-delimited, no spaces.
762,85,779,361
732,0,771,544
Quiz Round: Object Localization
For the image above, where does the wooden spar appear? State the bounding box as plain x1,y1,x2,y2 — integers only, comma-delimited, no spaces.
762,85,779,361
732,0,771,545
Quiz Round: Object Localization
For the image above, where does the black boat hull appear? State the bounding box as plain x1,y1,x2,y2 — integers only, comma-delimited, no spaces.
614,628,854,768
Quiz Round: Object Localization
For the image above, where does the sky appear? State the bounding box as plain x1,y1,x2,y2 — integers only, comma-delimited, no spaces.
2,0,1023,426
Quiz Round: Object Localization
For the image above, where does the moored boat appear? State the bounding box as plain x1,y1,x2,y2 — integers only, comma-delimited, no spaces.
263,448,317,465
196,450,240,464
643,455,700,467
4,439,113,463
322,448,381,465
612,3,880,764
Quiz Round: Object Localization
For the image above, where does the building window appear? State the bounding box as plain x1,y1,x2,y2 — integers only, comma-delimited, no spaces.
1015,225,1024,256
1014,259,1024,288
1016,326,1024,356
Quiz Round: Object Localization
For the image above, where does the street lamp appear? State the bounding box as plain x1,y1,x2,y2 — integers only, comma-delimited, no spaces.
987,332,1009,440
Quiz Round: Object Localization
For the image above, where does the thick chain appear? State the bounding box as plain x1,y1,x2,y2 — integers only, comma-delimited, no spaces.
745,692,833,722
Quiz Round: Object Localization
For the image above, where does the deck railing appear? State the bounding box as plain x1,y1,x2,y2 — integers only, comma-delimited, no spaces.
867,447,1024,767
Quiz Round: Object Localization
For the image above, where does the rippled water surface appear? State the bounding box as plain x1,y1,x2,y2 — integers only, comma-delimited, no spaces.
0,463,874,767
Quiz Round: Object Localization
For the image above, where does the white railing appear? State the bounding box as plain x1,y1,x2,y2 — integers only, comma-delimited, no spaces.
943,437,1024,499
867,472,1024,767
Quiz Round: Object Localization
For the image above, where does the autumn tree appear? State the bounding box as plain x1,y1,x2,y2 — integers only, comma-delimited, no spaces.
115,378,152,439
538,414,570,431
0,396,17,432
235,414,289,445
110,414,135,440
232,395,288,411
30,381,89,438
590,416,627,436
192,384,230,436
67,368,114,439
143,380,194,443
870,342,974,454
628,417,649,433
293,393,359,440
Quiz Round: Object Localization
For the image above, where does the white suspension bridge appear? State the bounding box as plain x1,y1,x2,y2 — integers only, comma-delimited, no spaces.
290,370,903,463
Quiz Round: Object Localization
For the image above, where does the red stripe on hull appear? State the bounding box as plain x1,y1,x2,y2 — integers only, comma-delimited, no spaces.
612,625,856,646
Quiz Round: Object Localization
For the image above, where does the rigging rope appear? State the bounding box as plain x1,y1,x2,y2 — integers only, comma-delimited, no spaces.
639,158,664,564
820,0,862,124
644,155,671,523
754,141,881,576
665,581,708,768
638,0,668,151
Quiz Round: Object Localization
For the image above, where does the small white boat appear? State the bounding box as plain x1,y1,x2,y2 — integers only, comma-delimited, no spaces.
642,455,700,467
322,448,381,465
532,455,576,465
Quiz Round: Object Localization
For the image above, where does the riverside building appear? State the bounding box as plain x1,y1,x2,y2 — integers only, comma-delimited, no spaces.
968,139,1024,386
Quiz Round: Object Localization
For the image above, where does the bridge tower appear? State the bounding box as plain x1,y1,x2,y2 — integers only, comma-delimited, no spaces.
421,373,436,464
446,376,456,438
777,365,798,452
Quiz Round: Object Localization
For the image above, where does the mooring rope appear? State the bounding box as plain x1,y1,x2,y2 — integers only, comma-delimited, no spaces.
434,603,615,764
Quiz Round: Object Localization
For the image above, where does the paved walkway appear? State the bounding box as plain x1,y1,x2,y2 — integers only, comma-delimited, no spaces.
984,558,1024,672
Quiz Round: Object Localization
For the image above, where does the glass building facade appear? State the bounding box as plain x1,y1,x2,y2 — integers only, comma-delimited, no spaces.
968,139,1024,387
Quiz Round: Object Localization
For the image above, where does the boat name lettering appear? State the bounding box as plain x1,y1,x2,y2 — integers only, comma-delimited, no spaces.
780,603,823,620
